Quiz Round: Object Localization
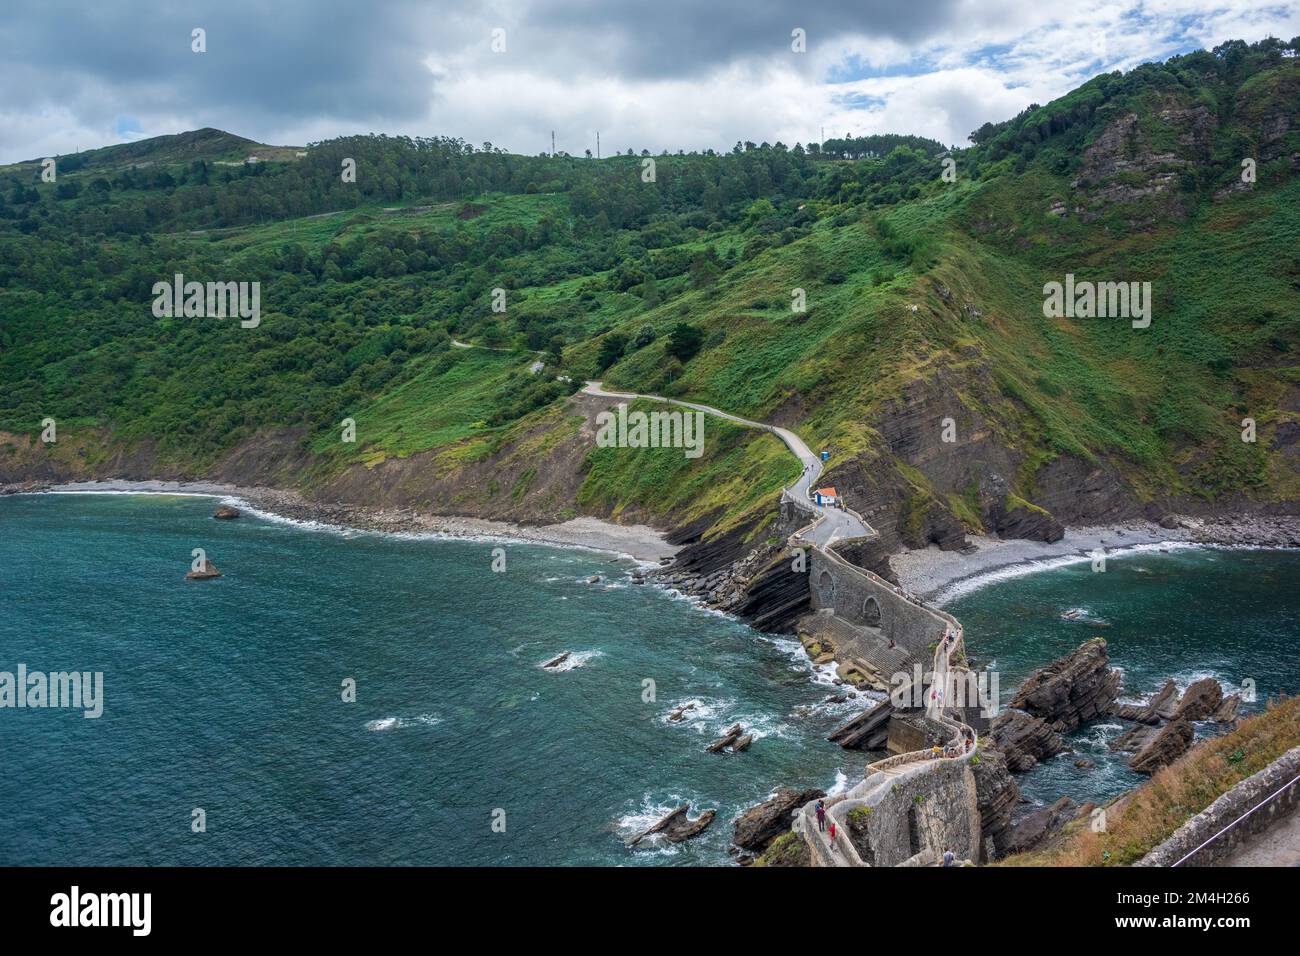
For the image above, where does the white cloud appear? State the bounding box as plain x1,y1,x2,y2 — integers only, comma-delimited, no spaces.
1,0,1297,162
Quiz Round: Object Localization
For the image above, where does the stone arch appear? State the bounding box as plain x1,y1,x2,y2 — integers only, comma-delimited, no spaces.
816,570,835,603
862,596,882,628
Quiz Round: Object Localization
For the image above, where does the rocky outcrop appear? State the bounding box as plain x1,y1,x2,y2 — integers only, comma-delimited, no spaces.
1070,103,1215,223
656,538,813,631
1112,723,1156,753
984,487,1065,542
828,698,893,751
212,505,240,519
706,723,749,754
185,559,222,580
988,709,1063,771
1171,677,1223,722
733,787,826,856
1008,638,1121,733
627,804,716,846
1212,695,1241,725
754,830,812,867
970,748,1020,860
1113,678,1241,747
1111,679,1176,724
1129,719,1195,774
1002,797,1079,856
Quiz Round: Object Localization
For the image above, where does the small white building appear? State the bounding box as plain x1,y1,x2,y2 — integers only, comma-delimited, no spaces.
814,487,839,507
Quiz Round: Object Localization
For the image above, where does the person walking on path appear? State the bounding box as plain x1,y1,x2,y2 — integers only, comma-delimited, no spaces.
828,822,837,844
815,799,826,833
943,848,955,867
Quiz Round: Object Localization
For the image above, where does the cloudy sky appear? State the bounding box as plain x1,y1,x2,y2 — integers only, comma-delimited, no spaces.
2,0,1296,163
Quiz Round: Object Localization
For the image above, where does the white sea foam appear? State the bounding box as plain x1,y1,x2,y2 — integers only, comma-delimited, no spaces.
934,540,1200,605
825,770,851,797
660,697,731,730
365,713,442,732
538,649,603,672
617,795,698,853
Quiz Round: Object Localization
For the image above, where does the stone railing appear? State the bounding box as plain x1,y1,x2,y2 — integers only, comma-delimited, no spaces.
795,634,979,867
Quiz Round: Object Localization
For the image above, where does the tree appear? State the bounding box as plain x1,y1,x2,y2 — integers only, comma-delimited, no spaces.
665,323,704,362
596,333,629,371
547,335,565,366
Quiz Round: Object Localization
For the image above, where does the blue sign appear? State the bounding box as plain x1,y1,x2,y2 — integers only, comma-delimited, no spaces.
820,450,829,462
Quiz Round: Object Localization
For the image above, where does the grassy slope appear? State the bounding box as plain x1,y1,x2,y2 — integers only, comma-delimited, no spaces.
129,143,1297,528
6,54,1296,535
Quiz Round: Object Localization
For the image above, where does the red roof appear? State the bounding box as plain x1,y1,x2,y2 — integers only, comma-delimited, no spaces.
816,487,838,497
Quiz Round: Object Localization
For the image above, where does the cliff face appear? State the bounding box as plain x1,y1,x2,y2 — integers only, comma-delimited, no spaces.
970,748,1020,860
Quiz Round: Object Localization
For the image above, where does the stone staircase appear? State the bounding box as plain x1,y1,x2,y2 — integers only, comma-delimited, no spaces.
803,612,913,686
793,637,979,867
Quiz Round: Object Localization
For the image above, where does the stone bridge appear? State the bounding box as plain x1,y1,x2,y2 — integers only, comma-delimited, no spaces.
576,382,981,866
792,636,981,867
781,487,982,866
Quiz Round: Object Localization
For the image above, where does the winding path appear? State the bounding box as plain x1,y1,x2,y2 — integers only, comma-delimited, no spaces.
581,380,872,546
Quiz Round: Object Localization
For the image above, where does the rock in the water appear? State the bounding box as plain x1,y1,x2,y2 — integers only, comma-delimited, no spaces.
1211,694,1241,724
828,698,893,751
1003,797,1079,855
731,733,754,753
733,787,825,854
213,505,241,520
185,560,222,580
1111,679,1176,724
627,804,715,846
1009,638,1121,733
587,575,601,584
988,709,1063,771
1111,723,1155,753
667,702,696,722
706,723,744,753
1075,758,1096,769
1129,719,1195,774
1171,677,1223,722
1152,679,1180,720
541,651,571,669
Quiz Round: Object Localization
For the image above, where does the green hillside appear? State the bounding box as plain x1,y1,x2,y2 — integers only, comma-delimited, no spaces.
2,37,1298,542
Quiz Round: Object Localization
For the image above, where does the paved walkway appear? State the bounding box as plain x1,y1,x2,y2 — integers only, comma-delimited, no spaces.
1221,805,1300,866
581,381,872,546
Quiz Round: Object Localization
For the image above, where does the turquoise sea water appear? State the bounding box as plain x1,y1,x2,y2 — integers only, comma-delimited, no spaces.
0,493,869,866
2,494,1296,865
943,544,1300,805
